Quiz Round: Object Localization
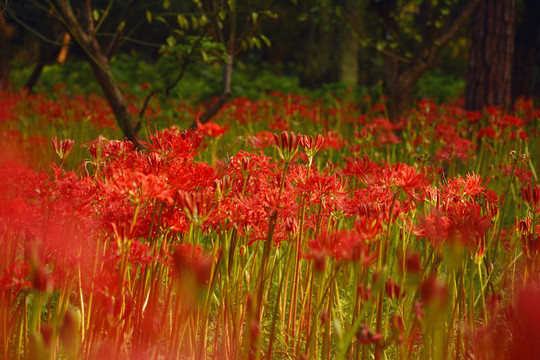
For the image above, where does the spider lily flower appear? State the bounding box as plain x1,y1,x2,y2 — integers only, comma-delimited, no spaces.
300,134,325,165
274,131,301,162
52,137,74,161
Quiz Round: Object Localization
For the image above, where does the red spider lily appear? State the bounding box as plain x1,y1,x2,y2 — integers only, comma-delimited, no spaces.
306,229,374,265
274,131,301,162
385,277,403,299
420,276,447,308
269,116,288,130
294,172,347,211
196,119,228,137
219,150,277,196
521,183,540,212
342,155,379,183
178,190,215,225
321,130,346,150
142,127,204,161
171,243,214,287
102,170,172,205
52,137,74,161
435,137,474,162
478,126,498,139
245,130,275,149
0,261,30,291
447,202,492,252
300,134,325,158
354,215,384,242
469,281,540,360
500,164,534,184
356,323,383,344
401,251,422,274
167,160,217,192
31,263,54,293
416,207,451,247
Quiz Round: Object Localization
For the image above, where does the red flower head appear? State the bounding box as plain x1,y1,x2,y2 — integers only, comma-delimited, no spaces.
52,137,74,161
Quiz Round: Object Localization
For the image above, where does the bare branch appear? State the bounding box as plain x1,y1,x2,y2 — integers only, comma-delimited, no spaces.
81,0,94,34
402,0,482,86
106,0,137,59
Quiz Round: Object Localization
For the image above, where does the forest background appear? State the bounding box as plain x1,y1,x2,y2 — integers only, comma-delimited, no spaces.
1,0,538,142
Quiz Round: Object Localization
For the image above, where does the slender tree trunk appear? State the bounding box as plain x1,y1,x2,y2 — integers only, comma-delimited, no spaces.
338,31,359,88
0,13,14,91
23,15,67,93
86,36,139,144
192,53,233,128
511,0,540,100
338,1,361,88
24,63,46,93
301,1,336,86
465,0,515,111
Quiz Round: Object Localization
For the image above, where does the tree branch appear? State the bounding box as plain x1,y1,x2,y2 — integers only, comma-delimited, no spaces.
437,0,482,47
81,0,94,34
190,52,233,128
402,0,482,86
106,0,137,59
138,32,207,120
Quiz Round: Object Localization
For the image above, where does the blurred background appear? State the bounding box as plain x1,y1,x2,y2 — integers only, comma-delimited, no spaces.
1,0,538,124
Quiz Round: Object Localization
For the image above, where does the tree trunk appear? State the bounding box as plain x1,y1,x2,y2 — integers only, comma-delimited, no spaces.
338,30,359,88
86,36,139,144
511,0,540,100
465,0,515,111
381,0,482,121
301,1,336,86
51,0,140,146
23,15,66,93
24,35,67,93
338,1,361,88
387,79,414,121
0,13,14,91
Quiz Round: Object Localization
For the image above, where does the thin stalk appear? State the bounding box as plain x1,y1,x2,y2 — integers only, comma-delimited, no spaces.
491,157,517,263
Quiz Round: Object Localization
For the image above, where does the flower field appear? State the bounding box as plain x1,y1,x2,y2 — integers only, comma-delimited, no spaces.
1,89,539,359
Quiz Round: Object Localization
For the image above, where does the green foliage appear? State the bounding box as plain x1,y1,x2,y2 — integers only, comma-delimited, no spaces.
415,70,465,103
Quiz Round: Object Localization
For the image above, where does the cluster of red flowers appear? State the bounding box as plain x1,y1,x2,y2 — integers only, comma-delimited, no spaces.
0,87,538,358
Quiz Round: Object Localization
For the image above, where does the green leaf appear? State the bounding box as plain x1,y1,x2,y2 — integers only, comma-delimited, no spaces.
156,15,167,25
200,15,208,26
298,12,308,21
163,0,170,9
92,9,100,22
260,34,271,48
177,14,189,29
191,15,199,29
251,37,261,49
166,36,176,48
251,12,259,23
146,10,152,24
262,10,278,19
